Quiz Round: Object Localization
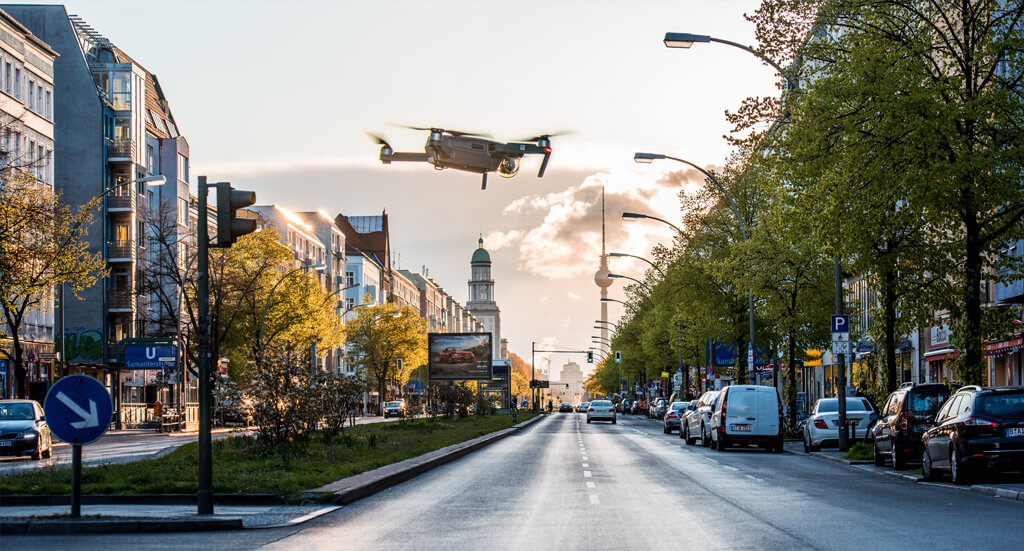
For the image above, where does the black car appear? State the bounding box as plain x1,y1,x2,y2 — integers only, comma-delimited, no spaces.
558,402,574,413
922,386,1024,484
872,382,949,469
0,399,53,460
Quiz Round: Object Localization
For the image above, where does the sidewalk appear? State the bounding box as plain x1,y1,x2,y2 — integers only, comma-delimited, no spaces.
782,439,1024,502
0,414,546,534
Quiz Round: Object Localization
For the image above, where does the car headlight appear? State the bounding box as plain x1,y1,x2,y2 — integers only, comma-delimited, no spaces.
19,430,38,440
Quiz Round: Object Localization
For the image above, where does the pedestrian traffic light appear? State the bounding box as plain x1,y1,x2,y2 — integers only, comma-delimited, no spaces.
396,358,403,370
214,182,257,247
615,350,622,363
587,351,593,363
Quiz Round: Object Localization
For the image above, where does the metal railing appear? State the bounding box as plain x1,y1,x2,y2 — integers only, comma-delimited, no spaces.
107,240,134,259
108,290,134,310
107,138,135,161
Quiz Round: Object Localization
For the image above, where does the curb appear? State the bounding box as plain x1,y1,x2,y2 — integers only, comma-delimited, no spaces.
970,485,1024,501
0,494,286,507
1,517,243,535
305,414,546,505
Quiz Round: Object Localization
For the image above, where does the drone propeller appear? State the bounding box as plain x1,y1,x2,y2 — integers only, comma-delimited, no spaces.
514,131,572,143
402,125,491,138
366,132,391,147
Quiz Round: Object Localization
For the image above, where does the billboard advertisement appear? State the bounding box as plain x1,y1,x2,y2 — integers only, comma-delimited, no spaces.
428,332,492,380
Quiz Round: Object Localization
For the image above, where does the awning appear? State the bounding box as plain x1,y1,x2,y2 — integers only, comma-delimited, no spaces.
924,348,958,362
986,336,1023,357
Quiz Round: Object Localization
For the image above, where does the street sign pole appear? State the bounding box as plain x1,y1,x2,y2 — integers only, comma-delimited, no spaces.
834,261,849,452
71,444,82,517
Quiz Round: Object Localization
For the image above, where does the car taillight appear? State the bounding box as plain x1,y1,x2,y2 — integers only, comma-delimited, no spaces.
814,419,829,429
964,416,997,428
669,413,678,418
588,408,594,412
721,393,728,418
608,409,615,413
898,411,908,431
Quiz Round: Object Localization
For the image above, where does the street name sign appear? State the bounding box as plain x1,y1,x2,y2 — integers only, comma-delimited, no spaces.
43,374,112,445
123,344,177,370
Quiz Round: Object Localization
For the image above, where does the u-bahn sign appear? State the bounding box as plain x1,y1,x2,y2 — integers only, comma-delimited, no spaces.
123,344,177,370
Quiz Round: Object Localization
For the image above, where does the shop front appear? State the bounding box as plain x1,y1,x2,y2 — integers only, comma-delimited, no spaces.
1,340,56,401
987,335,1023,387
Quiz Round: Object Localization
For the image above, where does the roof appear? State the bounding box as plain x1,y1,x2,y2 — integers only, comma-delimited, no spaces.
472,237,490,263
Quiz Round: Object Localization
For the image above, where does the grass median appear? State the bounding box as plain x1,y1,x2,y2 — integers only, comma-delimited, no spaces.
0,413,535,501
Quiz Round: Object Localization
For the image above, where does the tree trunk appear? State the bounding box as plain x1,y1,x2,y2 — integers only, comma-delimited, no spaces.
884,268,898,394
788,333,797,428
962,215,984,386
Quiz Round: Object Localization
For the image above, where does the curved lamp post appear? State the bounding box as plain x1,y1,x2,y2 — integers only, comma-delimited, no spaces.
600,297,628,306
595,319,619,330
622,211,683,234
607,272,654,295
634,152,755,384
609,251,665,277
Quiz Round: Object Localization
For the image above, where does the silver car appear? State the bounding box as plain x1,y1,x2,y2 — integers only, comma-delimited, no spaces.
802,397,877,452
587,400,617,424
682,390,720,446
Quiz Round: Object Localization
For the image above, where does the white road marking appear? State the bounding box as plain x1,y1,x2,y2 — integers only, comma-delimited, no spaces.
722,465,738,471
582,463,589,468
745,475,763,482
589,494,600,505
583,470,592,478
586,482,595,489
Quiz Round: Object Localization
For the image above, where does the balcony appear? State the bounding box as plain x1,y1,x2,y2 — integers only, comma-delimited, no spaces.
108,290,134,311
107,138,135,163
107,240,134,261
106,191,136,212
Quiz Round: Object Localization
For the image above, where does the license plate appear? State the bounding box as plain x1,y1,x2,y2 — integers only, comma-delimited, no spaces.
730,425,751,432
1007,427,1024,437
0,441,11,446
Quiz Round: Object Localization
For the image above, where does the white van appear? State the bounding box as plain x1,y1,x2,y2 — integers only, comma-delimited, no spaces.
709,385,783,452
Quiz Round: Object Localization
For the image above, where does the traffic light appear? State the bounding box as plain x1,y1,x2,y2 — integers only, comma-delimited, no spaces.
214,182,257,247
587,351,593,363
566,384,569,389
396,358,403,370
615,350,622,363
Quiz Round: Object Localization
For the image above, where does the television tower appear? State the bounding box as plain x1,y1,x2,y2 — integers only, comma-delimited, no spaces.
594,187,613,357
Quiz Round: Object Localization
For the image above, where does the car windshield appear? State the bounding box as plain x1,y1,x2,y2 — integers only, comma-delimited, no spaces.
592,401,612,407
0,403,33,420
386,401,402,407
670,402,687,411
909,389,947,416
977,393,1024,420
816,398,871,413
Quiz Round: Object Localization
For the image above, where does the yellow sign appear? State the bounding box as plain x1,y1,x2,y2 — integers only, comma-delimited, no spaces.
661,372,669,378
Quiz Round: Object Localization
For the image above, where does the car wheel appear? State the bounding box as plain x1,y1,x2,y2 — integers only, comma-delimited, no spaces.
664,425,669,434
701,425,710,447
803,434,810,454
892,445,907,471
950,446,971,485
873,442,885,466
716,434,727,452
587,418,591,424
922,449,939,481
612,418,617,424
31,445,42,461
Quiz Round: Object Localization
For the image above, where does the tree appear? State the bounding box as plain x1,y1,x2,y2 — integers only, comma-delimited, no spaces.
0,172,106,397
342,299,427,412
745,0,1024,386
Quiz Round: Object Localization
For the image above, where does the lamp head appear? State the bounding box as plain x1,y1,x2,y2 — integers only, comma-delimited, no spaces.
621,212,648,220
138,175,167,185
633,152,665,164
664,32,711,49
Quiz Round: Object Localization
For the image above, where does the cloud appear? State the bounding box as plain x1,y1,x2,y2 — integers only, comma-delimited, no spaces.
497,167,707,280
483,229,524,250
566,291,582,302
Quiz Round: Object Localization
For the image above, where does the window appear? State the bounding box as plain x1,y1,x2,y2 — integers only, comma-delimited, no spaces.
3,63,9,94
346,298,354,311
27,79,33,109
346,271,354,286
146,145,156,174
45,90,51,119
14,67,20,99
36,85,42,114
177,153,188,182
178,198,189,227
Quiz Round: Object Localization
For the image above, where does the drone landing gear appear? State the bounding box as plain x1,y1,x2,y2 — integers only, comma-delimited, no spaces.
481,172,487,190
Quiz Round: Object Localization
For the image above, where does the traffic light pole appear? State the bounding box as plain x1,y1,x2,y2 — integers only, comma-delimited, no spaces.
197,176,213,514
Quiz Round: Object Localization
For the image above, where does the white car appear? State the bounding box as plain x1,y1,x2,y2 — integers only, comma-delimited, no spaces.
802,397,877,452
709,385,784,452
587,400,617,424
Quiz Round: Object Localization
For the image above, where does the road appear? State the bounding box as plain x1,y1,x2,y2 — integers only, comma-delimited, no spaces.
4,413,1022,550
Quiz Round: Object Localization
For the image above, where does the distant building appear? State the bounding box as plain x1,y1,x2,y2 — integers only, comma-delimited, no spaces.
466,237,502,358
551,361,584,405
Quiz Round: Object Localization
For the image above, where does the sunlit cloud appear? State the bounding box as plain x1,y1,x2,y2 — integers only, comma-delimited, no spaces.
566,291,582,302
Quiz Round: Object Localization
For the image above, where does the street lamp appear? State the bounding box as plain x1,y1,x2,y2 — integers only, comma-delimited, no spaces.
609,251,665,277
595,319,619,330
634,152,756,384
622,211,684,234
663,32,796,90
600,297,628,306
607,272,654,295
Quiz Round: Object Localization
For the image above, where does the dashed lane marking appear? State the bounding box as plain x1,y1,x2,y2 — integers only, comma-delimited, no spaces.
722,465,738,471
582,463,589,468
586,482,596,489
583,470,592,478
589,494,600,505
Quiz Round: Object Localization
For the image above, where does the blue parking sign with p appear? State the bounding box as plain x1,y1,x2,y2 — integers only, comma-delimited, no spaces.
831,315,850,334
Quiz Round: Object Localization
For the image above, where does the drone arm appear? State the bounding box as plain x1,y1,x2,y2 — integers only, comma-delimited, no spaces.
387,152,430,162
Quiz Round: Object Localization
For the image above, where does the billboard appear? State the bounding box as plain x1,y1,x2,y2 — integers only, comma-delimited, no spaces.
428,332,492,380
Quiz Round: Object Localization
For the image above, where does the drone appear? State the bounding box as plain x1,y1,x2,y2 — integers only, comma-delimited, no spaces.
369,126,561,190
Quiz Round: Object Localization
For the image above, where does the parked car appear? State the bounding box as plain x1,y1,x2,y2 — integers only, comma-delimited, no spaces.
651,398,668,419
922,386,1024,484
709,385,783,452
0,399,52,460
802,397,877,452
558,402,574,413
682,390,720,447
663,401,689,434
383,400,407,418
630,401,643,415
616,399,632,414
872,382,950,470
439,347,474,363
576,402,590,413
677,400,699,440
587,400,617,424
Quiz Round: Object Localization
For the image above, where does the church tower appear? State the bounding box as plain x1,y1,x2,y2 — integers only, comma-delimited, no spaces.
467,236,502,358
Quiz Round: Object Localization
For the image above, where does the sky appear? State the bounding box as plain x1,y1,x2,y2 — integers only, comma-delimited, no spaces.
32,0,780,380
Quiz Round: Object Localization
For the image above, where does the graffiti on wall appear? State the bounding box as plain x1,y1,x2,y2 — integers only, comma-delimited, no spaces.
55,327,103,363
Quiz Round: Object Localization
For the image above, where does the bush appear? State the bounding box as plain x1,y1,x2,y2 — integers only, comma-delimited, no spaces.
846,441,873,461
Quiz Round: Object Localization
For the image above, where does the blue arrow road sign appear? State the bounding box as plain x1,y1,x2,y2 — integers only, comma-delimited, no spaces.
831,314,850,334
43,375,112,445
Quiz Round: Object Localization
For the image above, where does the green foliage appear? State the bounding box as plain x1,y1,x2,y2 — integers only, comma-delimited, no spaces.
846,442,874,461
343,299,427,407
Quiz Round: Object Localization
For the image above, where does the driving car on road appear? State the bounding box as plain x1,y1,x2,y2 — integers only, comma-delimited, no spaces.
576,402,590,413
663,401,689,434
383,400,407,418
558,402,574,413
0,399,52,460
683,390,720,446
587,400,617,424
872,382,949,469
802,397,877,452
922,386,1024,485
709,385,783,452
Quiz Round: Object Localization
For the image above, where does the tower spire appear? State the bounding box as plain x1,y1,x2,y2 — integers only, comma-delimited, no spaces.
601,186,606,256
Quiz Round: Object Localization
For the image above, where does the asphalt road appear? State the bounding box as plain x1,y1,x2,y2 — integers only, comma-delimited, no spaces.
5,413,1022,550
